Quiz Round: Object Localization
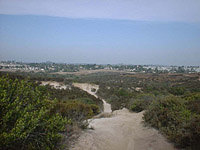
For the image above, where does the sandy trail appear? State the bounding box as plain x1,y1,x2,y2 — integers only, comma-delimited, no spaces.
71,83,175,150
73,83,111,113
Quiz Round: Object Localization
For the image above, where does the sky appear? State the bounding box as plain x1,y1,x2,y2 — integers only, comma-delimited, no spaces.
0,0,200,65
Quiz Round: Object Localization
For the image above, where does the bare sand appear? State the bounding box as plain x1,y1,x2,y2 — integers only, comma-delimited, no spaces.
41,81,68,90
71,83,175,150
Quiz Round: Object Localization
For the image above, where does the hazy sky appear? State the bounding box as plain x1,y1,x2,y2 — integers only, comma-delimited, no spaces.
0,0,200,65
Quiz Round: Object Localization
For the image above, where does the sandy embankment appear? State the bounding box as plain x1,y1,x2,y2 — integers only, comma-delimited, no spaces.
71,83,175,150
73,83,111,113
41,81,68,90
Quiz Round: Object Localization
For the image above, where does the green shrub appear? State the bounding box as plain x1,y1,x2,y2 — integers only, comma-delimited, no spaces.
0,76,67,150
130,99,149,112
76,98,95,105
187,114,200,150
55,101,99,123
91,88,96,92
184,93,200,114
130,94,154,112
169,87,186,95
143,96,200,149
39,84,103,110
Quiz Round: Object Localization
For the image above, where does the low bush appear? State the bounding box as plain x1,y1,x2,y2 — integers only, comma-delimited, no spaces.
184,93,200,114
91,88,96,92
143,96,200,149
130,94,154,112
0,76,68,150
130,99,149,112
76,98,96,105
168,87,186,95
55,101,100,125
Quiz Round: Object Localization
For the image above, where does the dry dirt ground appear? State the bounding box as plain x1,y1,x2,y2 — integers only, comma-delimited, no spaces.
51,69,136,75
71,83,175,150
41,81,68,90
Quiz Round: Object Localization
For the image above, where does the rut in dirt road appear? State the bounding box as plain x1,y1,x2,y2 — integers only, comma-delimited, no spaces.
71,83,175,150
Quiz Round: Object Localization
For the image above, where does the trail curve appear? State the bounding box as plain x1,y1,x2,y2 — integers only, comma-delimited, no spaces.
71,83,175,150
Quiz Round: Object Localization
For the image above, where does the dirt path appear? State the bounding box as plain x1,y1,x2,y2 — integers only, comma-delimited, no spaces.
71,83,175,150
73,83,112,113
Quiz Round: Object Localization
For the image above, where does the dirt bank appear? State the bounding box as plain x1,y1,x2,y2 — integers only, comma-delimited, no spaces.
41,81,68,90
73,83,111,113
71,83,175,150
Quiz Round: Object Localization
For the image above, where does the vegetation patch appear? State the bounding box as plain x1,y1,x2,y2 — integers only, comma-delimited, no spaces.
55,101,99,123
143,95,200,149
0,74,102,150
0,76,68,150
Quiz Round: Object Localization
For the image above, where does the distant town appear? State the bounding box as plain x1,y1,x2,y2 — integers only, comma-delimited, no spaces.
0,61,200,74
